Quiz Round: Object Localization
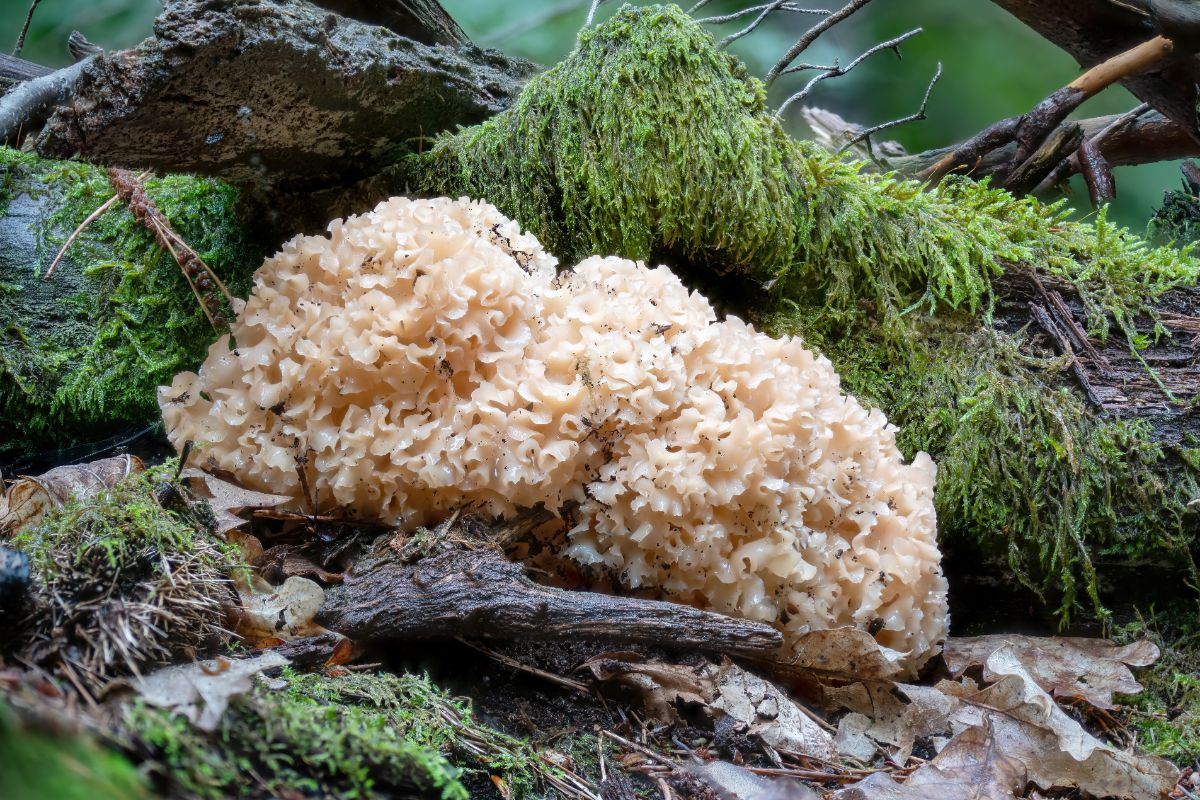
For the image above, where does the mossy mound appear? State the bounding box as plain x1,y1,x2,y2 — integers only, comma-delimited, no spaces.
1149,176,1200,248
0,698,150,800
412,4,1200,616
1115,607,1200,765
0,148,260,464
9,463,239,688
123,668,553,799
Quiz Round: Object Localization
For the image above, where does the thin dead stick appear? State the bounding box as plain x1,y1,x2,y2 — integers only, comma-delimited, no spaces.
42,195,120,281
765,0,877,86
1035,102,1153,193
719,0,787,48
456,638,591,694
601,730,678,769
697,4,827,25
0,56,91,145
12,0,43,57
839,62,941,155
775,28,921,119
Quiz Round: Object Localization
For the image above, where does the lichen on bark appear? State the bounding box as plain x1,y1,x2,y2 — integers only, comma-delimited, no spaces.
410,3,1200,616
0,147,259,462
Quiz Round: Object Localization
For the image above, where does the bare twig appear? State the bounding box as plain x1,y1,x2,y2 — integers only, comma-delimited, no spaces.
0,56,91,145
765,0,877,87
1035,102,1153,193
0,52,51,81
838,62,941,154
890,110,1196,180
920,35,1177,186
11,0,43,57
697,4,827,25
103,168,235,328
687,0,719,13
456,638,591,694
1077,137,1116,206
43,196,119,281
584,0,607,27
719,0,788,48
775,28,921,119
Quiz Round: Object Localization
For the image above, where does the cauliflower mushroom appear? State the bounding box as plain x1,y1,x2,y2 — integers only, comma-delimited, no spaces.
160,196,948,669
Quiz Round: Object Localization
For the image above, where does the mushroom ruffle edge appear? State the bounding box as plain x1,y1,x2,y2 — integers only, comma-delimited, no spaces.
159,196,948,669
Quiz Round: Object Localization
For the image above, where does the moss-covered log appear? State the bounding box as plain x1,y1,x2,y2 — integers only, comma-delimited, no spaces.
0,148,259,464
408,4,1200,616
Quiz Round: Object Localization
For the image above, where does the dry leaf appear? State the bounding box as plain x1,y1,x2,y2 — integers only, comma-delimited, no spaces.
712,661,838,761
943,635,1158,710
936,644,1178,799
687,761,820,800
579,653,711,720
0,455,143,534
233,575,326,642
128,651,288,732
182,468,292,535
828,681,955,762
786,628,907,681
833,724,1025,799
582,654,837,761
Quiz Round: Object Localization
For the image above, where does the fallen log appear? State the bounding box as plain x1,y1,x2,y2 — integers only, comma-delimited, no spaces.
317,540,785,658
25,0,535,230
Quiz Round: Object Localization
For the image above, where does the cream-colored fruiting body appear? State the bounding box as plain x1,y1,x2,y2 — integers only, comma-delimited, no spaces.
160,196,948,667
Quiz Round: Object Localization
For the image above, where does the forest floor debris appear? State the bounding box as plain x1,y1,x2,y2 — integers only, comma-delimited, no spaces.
2,459,1195,799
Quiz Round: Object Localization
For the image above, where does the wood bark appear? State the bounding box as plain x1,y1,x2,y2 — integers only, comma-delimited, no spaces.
994,265,1199,444
26,0,535,228
316,542,785,658
987,0,1200,143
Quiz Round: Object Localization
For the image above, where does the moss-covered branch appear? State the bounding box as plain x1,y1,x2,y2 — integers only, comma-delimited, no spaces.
409,3,1200,617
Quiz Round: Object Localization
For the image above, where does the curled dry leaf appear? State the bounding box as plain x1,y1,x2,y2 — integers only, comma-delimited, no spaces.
942,634,1159,710
711,661,838,761
833,724,1026,800
257,544,343,584
181,468,292,535
581,653,837,761
127,651,288,732
782,628,907,683
936,645,1178,799
0,455,143,535
579,653,711,721
829,681,955,762
233,575,326,642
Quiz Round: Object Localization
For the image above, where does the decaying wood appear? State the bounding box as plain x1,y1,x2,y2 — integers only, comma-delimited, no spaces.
987,0,1200,143
0,53,52,83
29,0,535,224
891,110,1199,181
995,264,1199,441
317,541,785,658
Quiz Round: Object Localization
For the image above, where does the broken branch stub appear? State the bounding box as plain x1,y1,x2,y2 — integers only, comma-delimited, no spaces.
34,0,535,202
316,541,785,658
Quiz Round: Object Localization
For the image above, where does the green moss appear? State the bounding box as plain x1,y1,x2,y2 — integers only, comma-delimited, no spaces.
10,461,235,578
9,463,240,685
124,668,555,799
0,147,260,462
411,4,1200,615
0,698,150,800
1149,176,1200,247
1114,607,1200,764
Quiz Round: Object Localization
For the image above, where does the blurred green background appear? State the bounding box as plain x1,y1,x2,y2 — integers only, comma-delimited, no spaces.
1,0,1183,229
